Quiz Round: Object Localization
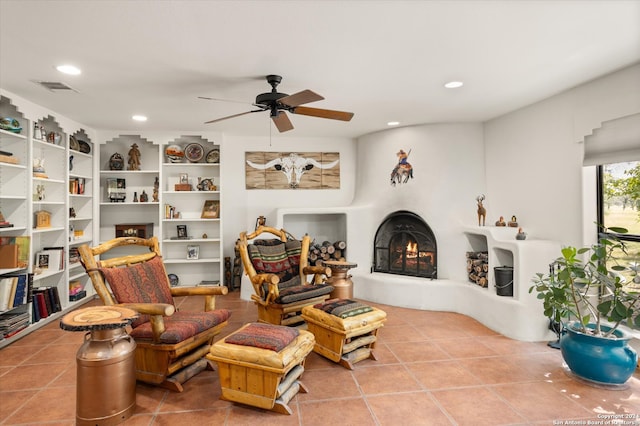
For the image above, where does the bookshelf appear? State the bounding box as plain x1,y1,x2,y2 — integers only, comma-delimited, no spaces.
160,136,223,286
0,95,97,348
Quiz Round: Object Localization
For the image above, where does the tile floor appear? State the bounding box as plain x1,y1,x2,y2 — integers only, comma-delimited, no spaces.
2,291,640,425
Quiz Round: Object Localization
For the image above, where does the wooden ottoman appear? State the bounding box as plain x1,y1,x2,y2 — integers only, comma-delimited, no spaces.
301,299,387,370
206,322,314,415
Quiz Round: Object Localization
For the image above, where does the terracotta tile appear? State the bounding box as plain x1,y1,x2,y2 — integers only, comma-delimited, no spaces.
548,375,640,415
151,409,228,425
24,343,79,365
299,397,376,426
407,360,483,390
133,382,170,414
433,337,499,359
352,364,422,394
297,368,360,401
0,343,41,366
0,389,37,420
367,391,454,425
159,371,231,411
225,403,301,425
0,362,68,391
457,356,535,385
380,324,431,342
4,386,76,424
432,387,527,425
493,381,594,422
386,340,451,363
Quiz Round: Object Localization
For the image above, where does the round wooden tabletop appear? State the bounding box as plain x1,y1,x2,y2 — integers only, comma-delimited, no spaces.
60,306,138,332
323,260,358,269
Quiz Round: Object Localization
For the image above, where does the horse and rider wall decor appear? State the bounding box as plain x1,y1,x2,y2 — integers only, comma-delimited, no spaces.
391,149,414,186
245,152,340,189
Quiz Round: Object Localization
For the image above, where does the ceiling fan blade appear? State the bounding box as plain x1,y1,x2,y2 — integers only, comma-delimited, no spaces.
198,96,255,105
272,111,294,132
279,90,324,107
291,106,354,121
205,110,263,124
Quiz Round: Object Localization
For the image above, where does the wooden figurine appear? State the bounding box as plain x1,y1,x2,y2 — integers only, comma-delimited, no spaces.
495,216,507,227
476,195,486,226
128,143,141,171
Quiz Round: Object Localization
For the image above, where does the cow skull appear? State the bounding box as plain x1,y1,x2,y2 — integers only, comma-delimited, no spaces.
247,153,339,188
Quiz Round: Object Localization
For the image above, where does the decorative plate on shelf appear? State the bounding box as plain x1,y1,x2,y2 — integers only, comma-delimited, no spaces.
168,273,179,287
78,140,91,154
205,148,220,163
165,144,184,163
184,143,204,162
0,117,22,133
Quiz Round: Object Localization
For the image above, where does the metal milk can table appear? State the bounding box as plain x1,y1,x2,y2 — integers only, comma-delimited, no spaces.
323,260,358,299
60,306,138,426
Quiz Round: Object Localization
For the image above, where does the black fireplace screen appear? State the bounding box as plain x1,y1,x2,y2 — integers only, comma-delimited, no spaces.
373,211,437,278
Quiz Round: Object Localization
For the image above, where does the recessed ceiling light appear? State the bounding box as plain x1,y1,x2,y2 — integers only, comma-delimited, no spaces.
132,115,147,122
444,81,464,89
55,64,81,75
387,121,400,126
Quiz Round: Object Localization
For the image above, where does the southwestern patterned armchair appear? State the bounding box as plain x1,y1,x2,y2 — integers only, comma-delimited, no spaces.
237,226,334,326
78,236,230,392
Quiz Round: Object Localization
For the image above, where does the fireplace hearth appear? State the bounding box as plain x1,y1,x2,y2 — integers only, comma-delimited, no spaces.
373,211,437,278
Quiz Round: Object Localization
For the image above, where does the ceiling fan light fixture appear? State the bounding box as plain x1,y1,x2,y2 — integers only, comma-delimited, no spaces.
444,81,464,89
132,115,147,122
56,64,81,75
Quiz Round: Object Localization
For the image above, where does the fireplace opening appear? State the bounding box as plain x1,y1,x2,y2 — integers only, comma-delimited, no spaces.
373,211,437,278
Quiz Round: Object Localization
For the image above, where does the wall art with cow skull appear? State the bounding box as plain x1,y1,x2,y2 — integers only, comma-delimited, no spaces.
245,152,340,190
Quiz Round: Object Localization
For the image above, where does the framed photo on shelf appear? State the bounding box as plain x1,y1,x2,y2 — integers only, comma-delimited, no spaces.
179,173,189,184
176,225,188,239
201,200,219,219
187,245,199,260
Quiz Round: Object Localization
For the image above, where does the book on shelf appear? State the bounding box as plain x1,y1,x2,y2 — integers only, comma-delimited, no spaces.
33,286,61,316
33,292,48,320
0,277,17,311
35,247,65,272
9,274,28,307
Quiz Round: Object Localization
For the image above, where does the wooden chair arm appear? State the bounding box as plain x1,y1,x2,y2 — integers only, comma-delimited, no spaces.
170,285,229,311
250,273,280,304
117,302,175,343
118,302,175,317
170,286,229,297
303,265,332,284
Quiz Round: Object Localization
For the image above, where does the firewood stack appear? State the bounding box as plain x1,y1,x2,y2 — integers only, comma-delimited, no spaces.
466,251,489,287
308,240,347,265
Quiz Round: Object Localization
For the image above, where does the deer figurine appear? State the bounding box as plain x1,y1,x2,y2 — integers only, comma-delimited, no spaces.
476,194,486,226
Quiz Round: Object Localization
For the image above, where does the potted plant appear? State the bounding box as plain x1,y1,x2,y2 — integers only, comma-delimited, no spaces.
529,226,640,385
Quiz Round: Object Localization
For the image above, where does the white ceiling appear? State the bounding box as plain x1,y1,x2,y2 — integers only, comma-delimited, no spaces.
1,0,639,139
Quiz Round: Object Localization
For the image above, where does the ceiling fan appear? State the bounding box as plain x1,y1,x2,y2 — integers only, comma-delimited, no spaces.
199,74,354,132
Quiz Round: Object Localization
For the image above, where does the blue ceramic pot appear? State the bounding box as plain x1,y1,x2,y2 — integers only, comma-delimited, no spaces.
560,321,638,385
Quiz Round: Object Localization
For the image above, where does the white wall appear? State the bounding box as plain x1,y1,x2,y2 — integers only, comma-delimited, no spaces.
221,135,357,257
484,63,640,247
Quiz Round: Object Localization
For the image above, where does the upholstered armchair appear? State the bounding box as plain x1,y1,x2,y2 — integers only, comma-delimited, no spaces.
237,226,334,326
78,236,231,392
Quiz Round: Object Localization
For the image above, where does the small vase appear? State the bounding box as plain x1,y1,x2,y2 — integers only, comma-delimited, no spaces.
133,192,138,203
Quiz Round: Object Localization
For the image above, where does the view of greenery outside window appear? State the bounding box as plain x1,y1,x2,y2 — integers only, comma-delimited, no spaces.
597,161,640,291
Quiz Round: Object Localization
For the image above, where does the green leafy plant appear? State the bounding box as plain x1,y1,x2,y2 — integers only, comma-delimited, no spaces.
529,227,640,338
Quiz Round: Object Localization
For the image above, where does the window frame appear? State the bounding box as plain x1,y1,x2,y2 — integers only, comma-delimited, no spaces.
596,164,640,243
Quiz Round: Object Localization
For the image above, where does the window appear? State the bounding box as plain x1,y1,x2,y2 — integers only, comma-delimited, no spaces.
597,161,640,286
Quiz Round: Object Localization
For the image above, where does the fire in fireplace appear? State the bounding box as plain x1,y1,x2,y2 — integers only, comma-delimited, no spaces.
373,210,437,278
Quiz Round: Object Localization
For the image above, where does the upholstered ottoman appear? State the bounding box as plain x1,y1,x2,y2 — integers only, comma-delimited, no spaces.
206,322,314,415
301,299,387,370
